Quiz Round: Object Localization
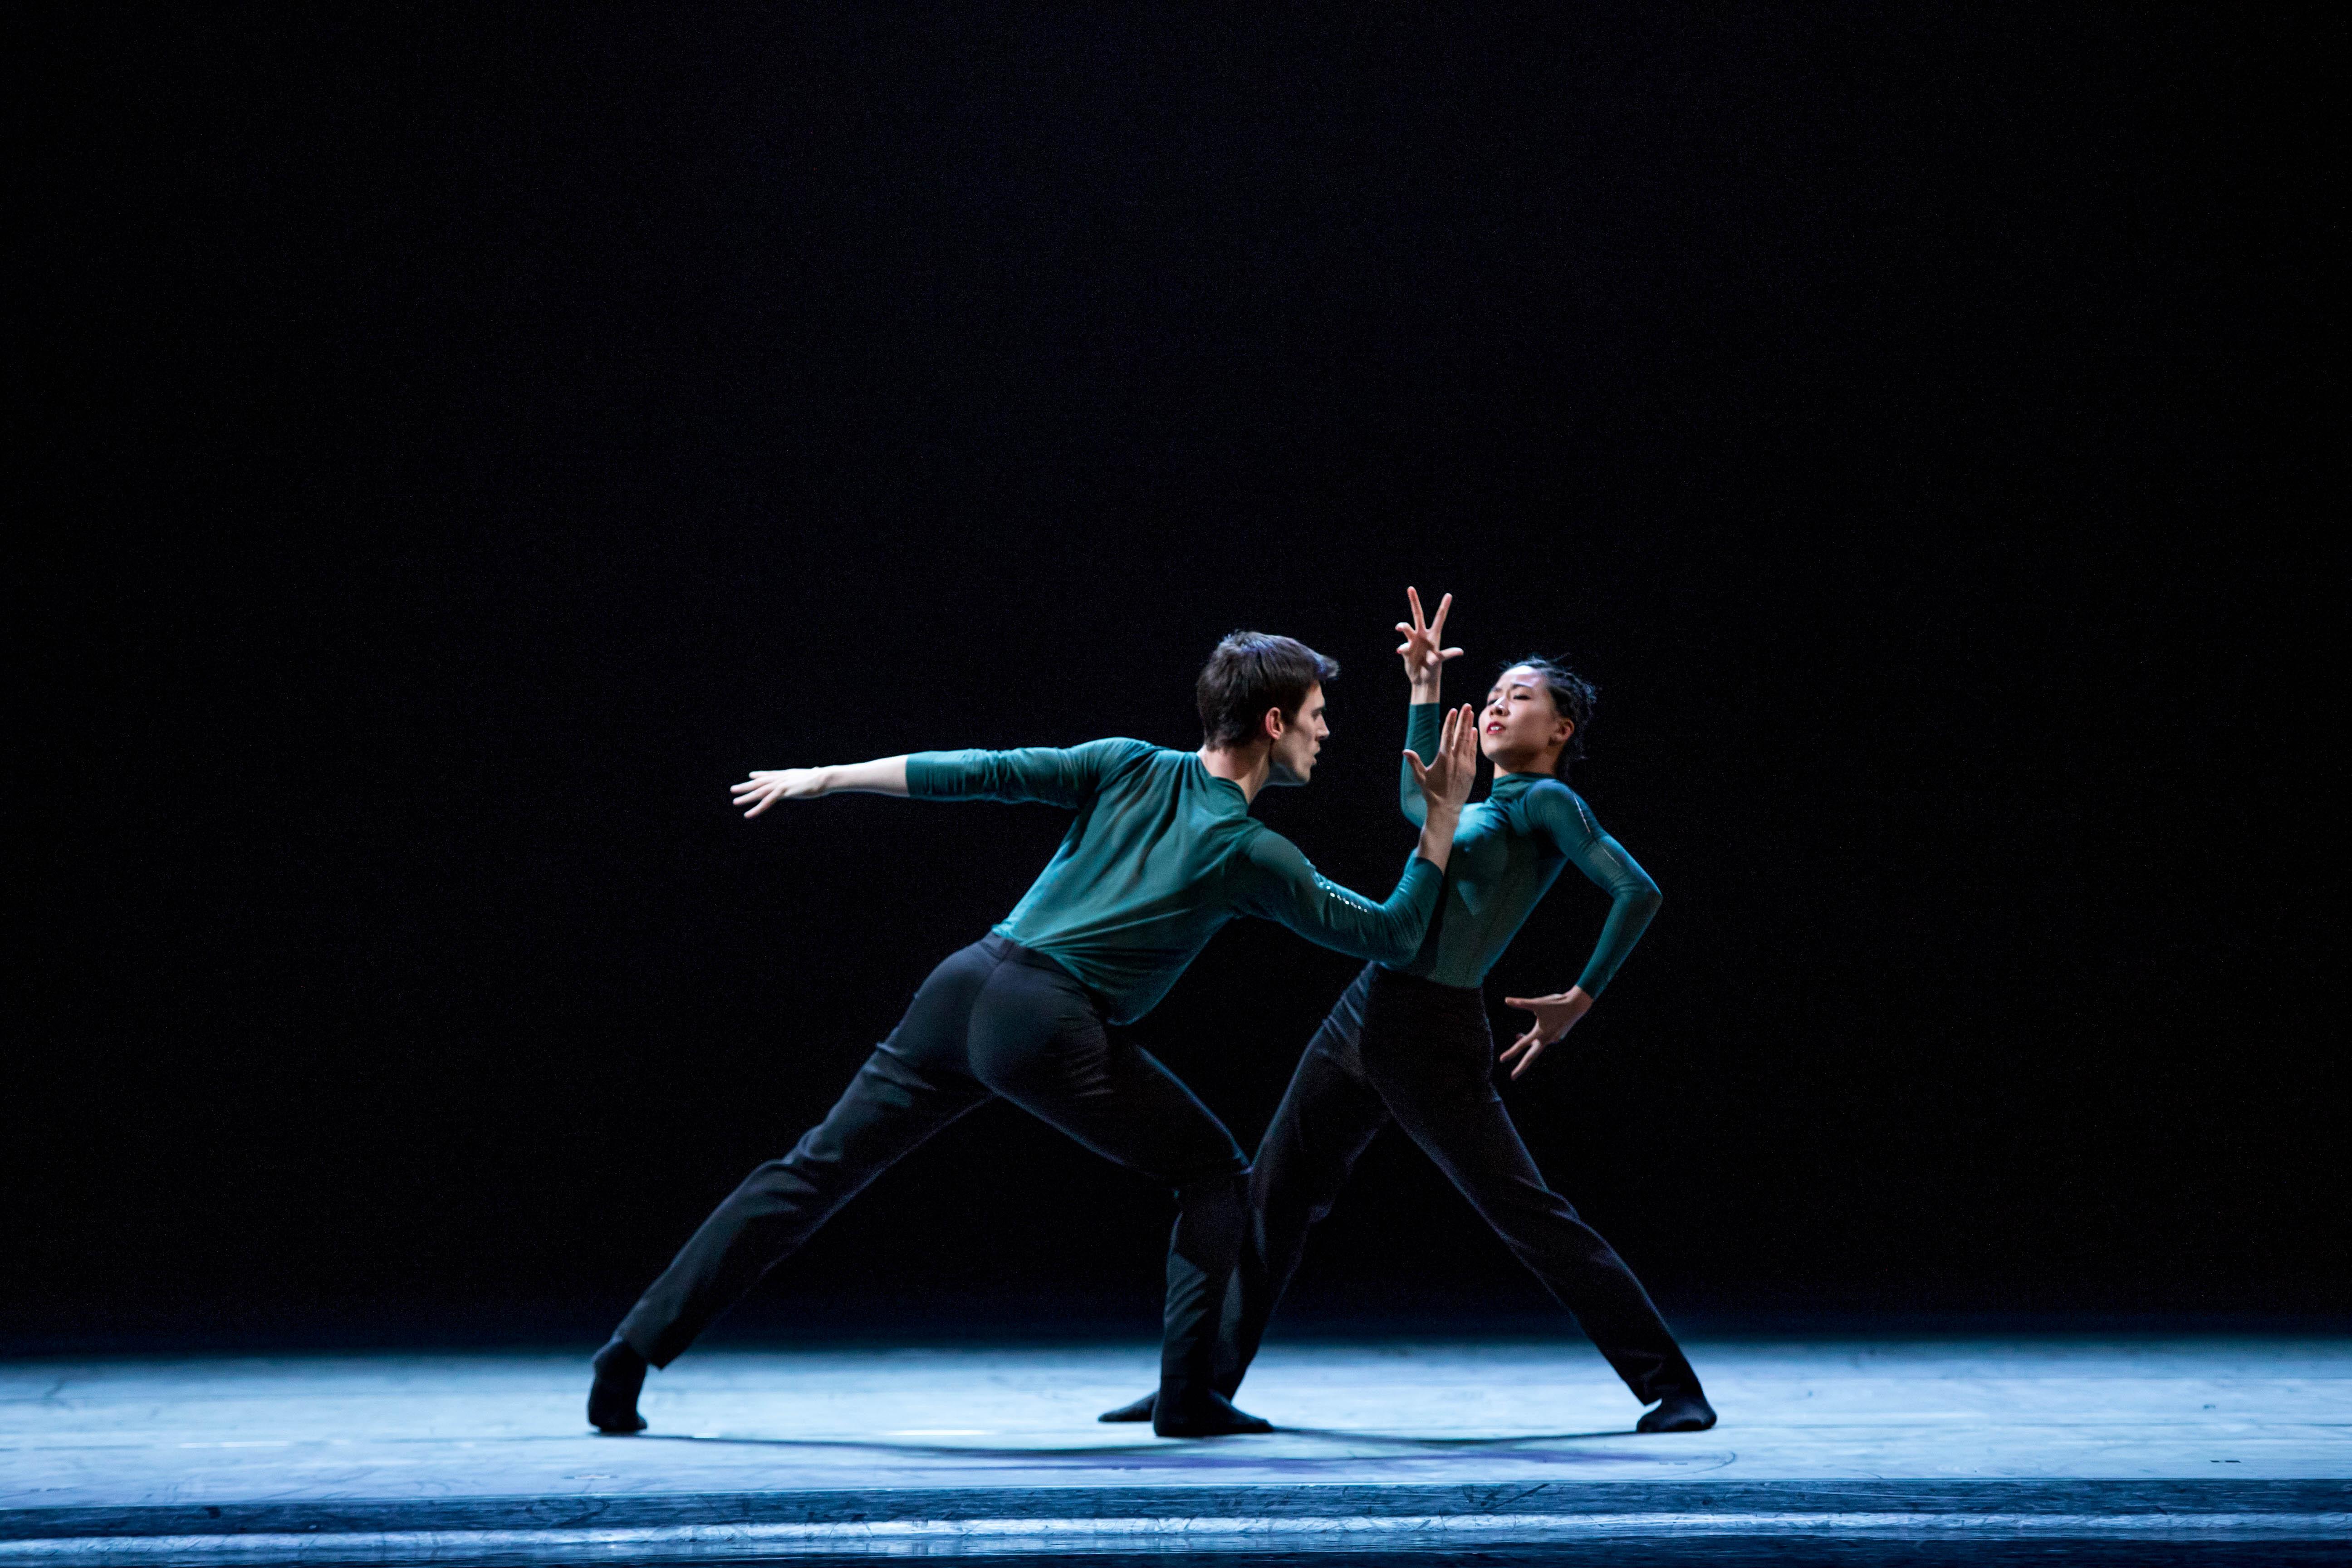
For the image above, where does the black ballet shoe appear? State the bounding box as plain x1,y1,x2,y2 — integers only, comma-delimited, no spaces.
1152,1388,1271,1438
1098,1391,1157,1423
1636,1388,1717,1433
588,1337,649,1434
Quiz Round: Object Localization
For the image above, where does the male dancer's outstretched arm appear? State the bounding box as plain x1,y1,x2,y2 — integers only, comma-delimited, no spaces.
735,724,1475,875
730,731,1475,976
733,756,908,808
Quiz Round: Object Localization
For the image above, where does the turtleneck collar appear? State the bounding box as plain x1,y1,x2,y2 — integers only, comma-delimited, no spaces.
1485,769,1549,802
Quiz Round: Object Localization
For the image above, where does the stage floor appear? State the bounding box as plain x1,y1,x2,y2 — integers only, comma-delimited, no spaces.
3,1334,2346,1562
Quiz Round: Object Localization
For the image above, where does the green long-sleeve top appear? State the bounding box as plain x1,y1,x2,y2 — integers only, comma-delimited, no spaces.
908,739,1443,1024
1394,704,1662,994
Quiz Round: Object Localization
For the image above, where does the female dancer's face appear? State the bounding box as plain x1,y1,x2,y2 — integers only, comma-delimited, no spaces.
1480,666,1574,776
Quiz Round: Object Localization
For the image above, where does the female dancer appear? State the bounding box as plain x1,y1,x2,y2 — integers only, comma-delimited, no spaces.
1104,591,1714,1432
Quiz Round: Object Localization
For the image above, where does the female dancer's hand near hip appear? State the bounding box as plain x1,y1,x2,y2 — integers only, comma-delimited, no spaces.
1499,989,1595,1078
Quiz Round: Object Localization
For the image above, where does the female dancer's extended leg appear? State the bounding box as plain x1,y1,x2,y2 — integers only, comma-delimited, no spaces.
1105,963,1711,1431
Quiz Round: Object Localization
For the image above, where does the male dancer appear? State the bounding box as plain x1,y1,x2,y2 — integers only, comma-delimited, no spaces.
588,632,1478,1438
1103,593,1715,1433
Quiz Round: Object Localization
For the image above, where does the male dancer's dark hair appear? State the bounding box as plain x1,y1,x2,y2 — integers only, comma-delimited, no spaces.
1198,632,1341,747
1506,656,1597,774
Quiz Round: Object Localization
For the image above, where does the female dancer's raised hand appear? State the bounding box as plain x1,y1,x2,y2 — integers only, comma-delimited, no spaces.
1395,586,1464,697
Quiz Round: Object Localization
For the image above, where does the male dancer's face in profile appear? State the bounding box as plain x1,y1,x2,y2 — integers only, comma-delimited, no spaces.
1264,683,1329,788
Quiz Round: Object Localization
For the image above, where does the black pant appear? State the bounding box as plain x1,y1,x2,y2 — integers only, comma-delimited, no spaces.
1215,963,1700,1404
617,935,1249,1396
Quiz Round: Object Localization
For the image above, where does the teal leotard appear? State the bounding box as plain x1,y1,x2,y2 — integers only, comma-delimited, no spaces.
1392,704,1661,994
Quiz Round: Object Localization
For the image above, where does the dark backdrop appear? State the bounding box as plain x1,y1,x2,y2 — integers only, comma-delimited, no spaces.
17,6,2336,1344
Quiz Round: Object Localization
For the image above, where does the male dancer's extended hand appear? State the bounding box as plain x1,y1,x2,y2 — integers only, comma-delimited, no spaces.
1406,702,1480,865
731,757,912,817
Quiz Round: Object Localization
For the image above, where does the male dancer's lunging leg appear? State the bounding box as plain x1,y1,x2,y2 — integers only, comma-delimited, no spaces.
1104,593,1715,1433
589,632,1477,1438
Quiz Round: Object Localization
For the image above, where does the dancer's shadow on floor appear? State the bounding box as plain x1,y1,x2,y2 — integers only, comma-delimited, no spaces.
1273,1426,1642,1445
628,1426,1649,1464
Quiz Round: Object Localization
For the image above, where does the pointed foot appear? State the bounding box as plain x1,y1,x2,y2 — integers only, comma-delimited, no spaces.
1636,1389,1717,1433
1098,1391,1157,1423
1153,1388,1271,1438
588,1337,649,1435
